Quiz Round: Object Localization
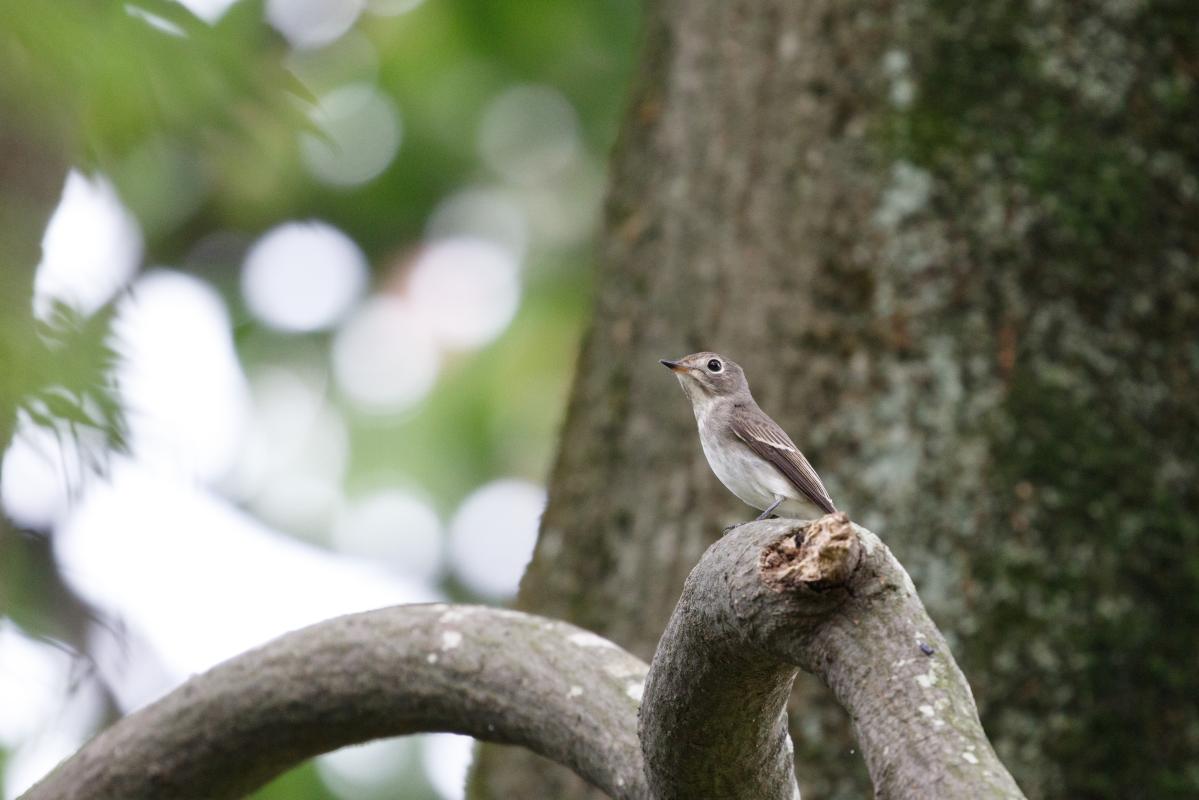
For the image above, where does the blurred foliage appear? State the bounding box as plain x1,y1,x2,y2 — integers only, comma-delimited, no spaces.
246,759,441,800
248,763,334,800
0,301,127,455
0,0,303,167
1,0,639,797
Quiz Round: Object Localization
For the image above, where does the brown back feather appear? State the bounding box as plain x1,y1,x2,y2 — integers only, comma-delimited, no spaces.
730,415,837,514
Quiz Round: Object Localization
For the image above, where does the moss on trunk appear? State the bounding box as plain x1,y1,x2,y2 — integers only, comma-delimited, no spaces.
471,0,1199,797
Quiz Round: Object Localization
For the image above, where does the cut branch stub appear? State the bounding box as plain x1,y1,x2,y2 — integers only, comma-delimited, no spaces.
640,517,1026,800
759,511,861,590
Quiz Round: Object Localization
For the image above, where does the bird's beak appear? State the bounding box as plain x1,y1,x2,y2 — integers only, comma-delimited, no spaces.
659,359,685,373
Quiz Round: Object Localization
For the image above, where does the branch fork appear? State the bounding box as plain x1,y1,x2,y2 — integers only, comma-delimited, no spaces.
23,517,1023,800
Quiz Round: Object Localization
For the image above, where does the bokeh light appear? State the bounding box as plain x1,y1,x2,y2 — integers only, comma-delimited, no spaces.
408,237,521,350
519,159,607,248
421,733,475,800
175,0,240,23
333,489,443,582
426,187,529,262
479,86,582,186
448,479,545,599
332,296,440,413
0,414,92,529
287,30,381,96
116,270,250,484
317,737,418,800
267,0,365,49
301,83,403,187
234,368,349,537
33,171,142,320
242,221,370,332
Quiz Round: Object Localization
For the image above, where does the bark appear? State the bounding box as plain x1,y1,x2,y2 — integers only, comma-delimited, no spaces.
23,520,1022,800
474,0,1199,797
20,605,649,800
473,0,901,794
641,515,1022,800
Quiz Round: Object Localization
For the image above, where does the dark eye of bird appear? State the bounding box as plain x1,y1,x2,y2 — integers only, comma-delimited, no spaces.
707,359,722,372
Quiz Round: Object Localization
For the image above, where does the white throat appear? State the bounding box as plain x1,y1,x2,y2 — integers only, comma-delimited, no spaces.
684,387,726,428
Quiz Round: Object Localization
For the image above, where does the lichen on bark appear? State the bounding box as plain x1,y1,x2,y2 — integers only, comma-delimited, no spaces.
869,2,1199,796
471,0,1199,798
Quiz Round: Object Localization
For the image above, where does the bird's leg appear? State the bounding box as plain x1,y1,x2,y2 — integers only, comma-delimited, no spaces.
724,497,786,534
755,496,784,521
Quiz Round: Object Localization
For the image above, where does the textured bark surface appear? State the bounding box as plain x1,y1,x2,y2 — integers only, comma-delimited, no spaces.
473,0,1199,798
21,605,649,800
24,524,1025,800
641,515,1023,800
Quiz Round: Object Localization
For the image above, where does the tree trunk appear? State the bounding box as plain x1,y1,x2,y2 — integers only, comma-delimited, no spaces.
471,0,1199,798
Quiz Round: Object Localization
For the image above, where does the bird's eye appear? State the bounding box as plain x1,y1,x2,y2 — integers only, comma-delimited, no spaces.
706,359,722,372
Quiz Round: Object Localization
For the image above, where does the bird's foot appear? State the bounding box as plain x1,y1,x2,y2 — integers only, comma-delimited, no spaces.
755,496,784,521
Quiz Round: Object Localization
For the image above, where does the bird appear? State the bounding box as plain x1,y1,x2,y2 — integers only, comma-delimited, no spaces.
660,351,837,522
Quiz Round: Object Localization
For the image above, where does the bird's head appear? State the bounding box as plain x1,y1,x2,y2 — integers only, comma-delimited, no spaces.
659,352,749,404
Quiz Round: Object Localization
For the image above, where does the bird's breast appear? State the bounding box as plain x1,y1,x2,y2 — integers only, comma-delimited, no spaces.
697,427,782,510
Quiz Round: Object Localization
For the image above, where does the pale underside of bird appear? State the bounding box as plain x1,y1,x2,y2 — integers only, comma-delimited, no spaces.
661,351,837,521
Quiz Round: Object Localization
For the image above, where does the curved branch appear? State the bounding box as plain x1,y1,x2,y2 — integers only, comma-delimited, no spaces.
640,514,1026,800
21,605,649,800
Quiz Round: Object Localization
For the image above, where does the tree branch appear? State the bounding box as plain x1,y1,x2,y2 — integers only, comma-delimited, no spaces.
21,605,649,800
639,514,1026,800
25,518,1025,800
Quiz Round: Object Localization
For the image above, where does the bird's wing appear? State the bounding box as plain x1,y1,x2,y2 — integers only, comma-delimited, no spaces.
730,414,838,514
